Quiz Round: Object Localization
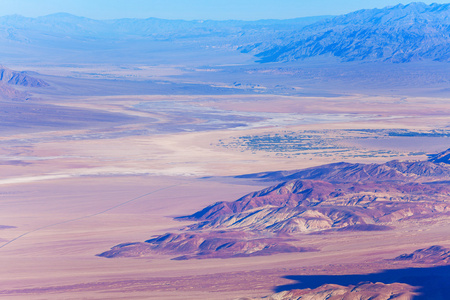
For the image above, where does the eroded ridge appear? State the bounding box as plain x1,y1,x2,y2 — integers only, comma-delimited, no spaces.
99,149,450,260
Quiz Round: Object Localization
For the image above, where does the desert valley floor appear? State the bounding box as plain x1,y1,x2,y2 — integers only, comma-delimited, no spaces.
0,62,449,299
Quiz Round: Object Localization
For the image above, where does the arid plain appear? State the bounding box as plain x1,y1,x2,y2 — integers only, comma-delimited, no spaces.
0,61,449,300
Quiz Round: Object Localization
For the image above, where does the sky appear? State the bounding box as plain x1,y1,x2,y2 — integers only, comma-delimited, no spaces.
0,0,448,20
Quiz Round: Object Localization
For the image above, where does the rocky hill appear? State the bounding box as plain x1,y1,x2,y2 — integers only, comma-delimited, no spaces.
246,282,417,300
248,2,450,63
180,179,450,234
98,231,316,260
394,245,450,264
99,151,450,260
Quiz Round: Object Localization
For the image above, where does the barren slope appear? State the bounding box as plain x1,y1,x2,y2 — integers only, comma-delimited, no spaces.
100,152,450,261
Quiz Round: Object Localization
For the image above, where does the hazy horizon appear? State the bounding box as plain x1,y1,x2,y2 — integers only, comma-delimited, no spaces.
0,0,449,21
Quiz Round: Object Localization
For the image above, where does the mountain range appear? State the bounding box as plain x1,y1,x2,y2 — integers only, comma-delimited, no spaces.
234,159,450,183
249,2,450,63
0,13,328,41
0,13,328,65
1,2,449,64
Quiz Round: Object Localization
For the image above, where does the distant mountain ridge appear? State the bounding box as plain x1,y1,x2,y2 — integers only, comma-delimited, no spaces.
2,3,449,64
235,159,450,183
249,2,450,63
0,13,331,65
0,13,329,41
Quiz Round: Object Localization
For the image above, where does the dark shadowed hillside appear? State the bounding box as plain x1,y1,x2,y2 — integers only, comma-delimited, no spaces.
428,148,450,164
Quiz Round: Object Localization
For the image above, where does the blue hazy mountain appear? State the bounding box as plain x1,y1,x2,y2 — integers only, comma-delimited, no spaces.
0,13,329,65
0,2,448,65
0,13,329,41
249,2,450,63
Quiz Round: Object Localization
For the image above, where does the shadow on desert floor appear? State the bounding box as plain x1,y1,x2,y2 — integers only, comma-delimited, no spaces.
274,265,450,299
